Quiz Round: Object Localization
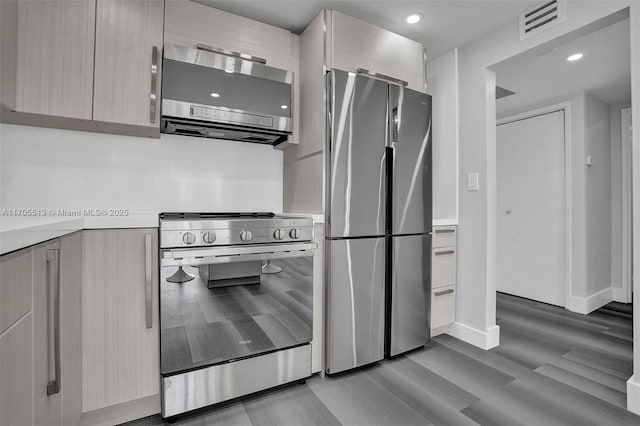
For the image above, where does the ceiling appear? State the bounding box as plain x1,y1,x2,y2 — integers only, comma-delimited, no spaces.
495,18,631,116
193,0,539,60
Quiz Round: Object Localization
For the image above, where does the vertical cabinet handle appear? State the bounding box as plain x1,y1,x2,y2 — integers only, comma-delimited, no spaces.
392,107,399,143
145,234,153,329
150,46,159,124
46,249,61,396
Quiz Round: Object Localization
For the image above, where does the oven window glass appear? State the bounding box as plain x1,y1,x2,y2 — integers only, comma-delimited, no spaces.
160,256,313,375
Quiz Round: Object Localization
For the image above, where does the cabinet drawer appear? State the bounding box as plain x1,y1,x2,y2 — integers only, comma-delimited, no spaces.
431,285,455,330
433,226,456,248
432,247,456,288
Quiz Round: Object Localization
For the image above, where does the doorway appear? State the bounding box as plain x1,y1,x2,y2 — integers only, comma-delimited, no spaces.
497,109,566,306
493,16,631,312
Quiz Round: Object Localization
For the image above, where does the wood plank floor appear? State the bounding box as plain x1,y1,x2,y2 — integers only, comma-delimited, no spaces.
126,293,639,425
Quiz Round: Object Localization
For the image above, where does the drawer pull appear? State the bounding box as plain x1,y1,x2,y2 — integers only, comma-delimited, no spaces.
435,229,455,234
435,289,454,297
434,250,455,256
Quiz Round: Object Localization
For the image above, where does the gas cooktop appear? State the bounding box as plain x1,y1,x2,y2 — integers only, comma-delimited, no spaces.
159,212,314,248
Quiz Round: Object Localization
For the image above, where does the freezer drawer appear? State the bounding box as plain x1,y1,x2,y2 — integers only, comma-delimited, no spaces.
326,237,385,374
326,69,387,238
388,234,431,357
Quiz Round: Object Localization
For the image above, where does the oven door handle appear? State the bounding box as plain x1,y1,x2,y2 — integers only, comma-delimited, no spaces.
161,242,316,266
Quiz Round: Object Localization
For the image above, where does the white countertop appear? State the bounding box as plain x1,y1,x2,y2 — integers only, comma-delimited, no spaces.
0,215,159,255
0,213,325,256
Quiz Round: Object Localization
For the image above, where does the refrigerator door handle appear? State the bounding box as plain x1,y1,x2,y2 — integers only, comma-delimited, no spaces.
392,107,399,143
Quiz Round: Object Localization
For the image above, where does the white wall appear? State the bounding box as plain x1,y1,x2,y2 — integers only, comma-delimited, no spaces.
427,49,458,223
451,0,640,413
610,99,632,294
0,124,284,221
584,94,612,296
452,1,637,352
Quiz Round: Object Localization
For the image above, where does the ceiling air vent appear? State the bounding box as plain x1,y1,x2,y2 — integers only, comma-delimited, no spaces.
496,86,516,100
519,0,566,41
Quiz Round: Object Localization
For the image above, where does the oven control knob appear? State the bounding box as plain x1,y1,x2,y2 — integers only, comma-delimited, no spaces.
289,228,302,240
273,228,285,240
240,229,253,242
182,232,196,245
202,231,216,244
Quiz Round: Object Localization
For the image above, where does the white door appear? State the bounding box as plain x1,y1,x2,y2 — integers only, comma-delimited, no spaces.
497,110,566,306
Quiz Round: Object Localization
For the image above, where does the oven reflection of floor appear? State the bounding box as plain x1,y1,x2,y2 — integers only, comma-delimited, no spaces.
161,262,312,376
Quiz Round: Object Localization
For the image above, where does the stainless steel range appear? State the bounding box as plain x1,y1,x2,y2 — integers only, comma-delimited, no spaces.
159,213,315,418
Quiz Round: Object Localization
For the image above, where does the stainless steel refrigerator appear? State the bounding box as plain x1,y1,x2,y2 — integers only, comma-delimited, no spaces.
325,69,432,374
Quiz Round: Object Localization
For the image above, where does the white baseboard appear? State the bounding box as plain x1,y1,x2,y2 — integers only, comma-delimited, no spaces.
79,394,160,426
446,322,500,350
627,375,640,415
612,287,631,304
566,287,613,314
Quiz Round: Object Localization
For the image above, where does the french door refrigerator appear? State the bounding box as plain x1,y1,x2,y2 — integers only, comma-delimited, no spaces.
325,69,432,374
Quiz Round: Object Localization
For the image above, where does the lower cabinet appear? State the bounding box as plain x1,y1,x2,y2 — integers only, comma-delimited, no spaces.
81,229,159,413
431,226,457,336
0,232,82,426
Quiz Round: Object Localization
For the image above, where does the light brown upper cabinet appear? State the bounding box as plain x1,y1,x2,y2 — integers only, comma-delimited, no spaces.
93,0,165,132
328,11,426,92
165,0,293,71
0,0,95,119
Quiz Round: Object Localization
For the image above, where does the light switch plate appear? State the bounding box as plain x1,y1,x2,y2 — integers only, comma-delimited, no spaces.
467,172,479,191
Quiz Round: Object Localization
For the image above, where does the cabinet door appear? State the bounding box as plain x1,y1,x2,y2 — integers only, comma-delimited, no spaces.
82,229,159,412
33,240,63,426
93,0,165,127
330,11,425,92
165,0,292,70
0,314,34,426
15,0,95,118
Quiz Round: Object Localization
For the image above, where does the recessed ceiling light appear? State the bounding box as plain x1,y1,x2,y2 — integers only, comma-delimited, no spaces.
566,53,584,62
280,105,288,109
406,13,423,24
210,92,221,98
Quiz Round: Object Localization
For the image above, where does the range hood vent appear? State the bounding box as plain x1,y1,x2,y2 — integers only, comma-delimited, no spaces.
519,0,566,40
496,86,516,100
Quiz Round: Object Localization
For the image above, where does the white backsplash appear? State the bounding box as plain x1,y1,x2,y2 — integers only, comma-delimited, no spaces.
0,124,284,223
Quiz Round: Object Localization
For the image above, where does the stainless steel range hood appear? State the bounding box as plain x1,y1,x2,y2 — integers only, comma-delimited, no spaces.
161,43,293,145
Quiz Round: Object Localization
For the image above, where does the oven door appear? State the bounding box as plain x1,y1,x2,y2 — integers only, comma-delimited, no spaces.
160,242,314,376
